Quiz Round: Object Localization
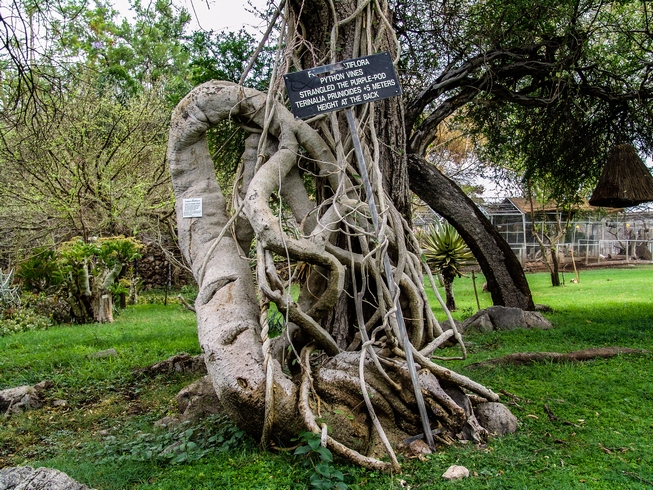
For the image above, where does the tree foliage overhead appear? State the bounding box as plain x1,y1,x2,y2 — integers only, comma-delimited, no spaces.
0,74,172,250
0,0,192,104
0,0,268,262
395,0,653,201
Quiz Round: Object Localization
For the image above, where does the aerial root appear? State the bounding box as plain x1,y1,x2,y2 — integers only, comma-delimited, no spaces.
169,79,501,466
299,345,397,473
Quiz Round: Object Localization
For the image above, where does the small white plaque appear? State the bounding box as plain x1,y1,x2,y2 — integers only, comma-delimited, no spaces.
182,198,203,218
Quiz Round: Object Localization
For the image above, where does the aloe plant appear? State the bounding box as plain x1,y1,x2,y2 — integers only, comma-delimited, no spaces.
420,222,475,311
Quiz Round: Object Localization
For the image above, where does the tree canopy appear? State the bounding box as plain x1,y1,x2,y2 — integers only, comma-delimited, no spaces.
396,0,653,202
0,0,265,260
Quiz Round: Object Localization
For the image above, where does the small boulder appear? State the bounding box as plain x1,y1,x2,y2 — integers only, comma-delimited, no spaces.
462,306,553,333
0,466,94,490
486,306,526,331
474,402,518,435
440,318,466,346
133,353,206,378
441,318,464,332
442,465,469,480
1,386,43,416
1,380,55,416
523,311,553,330
175,375,220,422
462,311,493,334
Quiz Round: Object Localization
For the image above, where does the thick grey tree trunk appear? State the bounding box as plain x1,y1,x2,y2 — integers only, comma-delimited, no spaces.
166,79,501,471
167,84,300,438
408,155,535,310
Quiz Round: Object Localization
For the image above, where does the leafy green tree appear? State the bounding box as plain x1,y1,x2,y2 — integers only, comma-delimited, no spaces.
430,0,653,202
0,71,173,256
187,29,271,90
53,0,192,100
16,236,142,323
56,236,143,323
0,0,193,123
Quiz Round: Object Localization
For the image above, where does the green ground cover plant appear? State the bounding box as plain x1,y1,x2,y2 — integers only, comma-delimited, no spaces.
1,266,652,489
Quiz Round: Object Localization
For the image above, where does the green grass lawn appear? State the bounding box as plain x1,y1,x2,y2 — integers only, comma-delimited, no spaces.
1,267,652,489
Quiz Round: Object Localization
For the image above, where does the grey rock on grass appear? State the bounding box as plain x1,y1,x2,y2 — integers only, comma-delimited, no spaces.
474,402,518,435
442,465,470,480
0,466,94,490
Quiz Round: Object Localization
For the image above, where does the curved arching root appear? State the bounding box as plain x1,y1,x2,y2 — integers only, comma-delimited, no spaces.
167,80,501,470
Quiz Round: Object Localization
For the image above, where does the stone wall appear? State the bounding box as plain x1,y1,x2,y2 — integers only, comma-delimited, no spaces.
135,241,194,290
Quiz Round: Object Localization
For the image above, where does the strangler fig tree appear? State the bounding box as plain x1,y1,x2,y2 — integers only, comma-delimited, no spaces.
167,0,507,470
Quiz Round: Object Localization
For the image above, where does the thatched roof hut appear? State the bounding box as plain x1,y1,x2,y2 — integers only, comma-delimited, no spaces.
589,143,653,208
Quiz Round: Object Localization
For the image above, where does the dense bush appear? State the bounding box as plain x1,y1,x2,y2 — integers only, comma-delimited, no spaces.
15,236,143,324
0,306,53,336
16,248,63,293
23,292,73,324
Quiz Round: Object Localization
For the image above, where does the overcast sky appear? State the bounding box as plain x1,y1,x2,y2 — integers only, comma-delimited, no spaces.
112,0,269,34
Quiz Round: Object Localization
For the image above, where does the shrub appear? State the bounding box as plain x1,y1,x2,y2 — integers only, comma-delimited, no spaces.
23,292,73,324
16,248,63,293
15,236,144,323
0,306,53,337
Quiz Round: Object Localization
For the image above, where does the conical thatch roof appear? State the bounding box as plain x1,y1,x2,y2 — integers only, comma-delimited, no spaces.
589,143,653,208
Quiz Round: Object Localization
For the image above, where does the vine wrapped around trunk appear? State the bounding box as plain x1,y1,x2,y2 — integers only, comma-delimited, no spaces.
167,80,502,470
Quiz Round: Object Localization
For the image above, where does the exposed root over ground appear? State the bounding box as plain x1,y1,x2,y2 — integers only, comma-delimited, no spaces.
467,347,648,369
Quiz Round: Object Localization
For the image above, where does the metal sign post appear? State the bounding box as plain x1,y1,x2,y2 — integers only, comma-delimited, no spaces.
285,53,436,450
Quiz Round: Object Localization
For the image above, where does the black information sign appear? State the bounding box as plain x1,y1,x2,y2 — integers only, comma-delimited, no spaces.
283,52,402,119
